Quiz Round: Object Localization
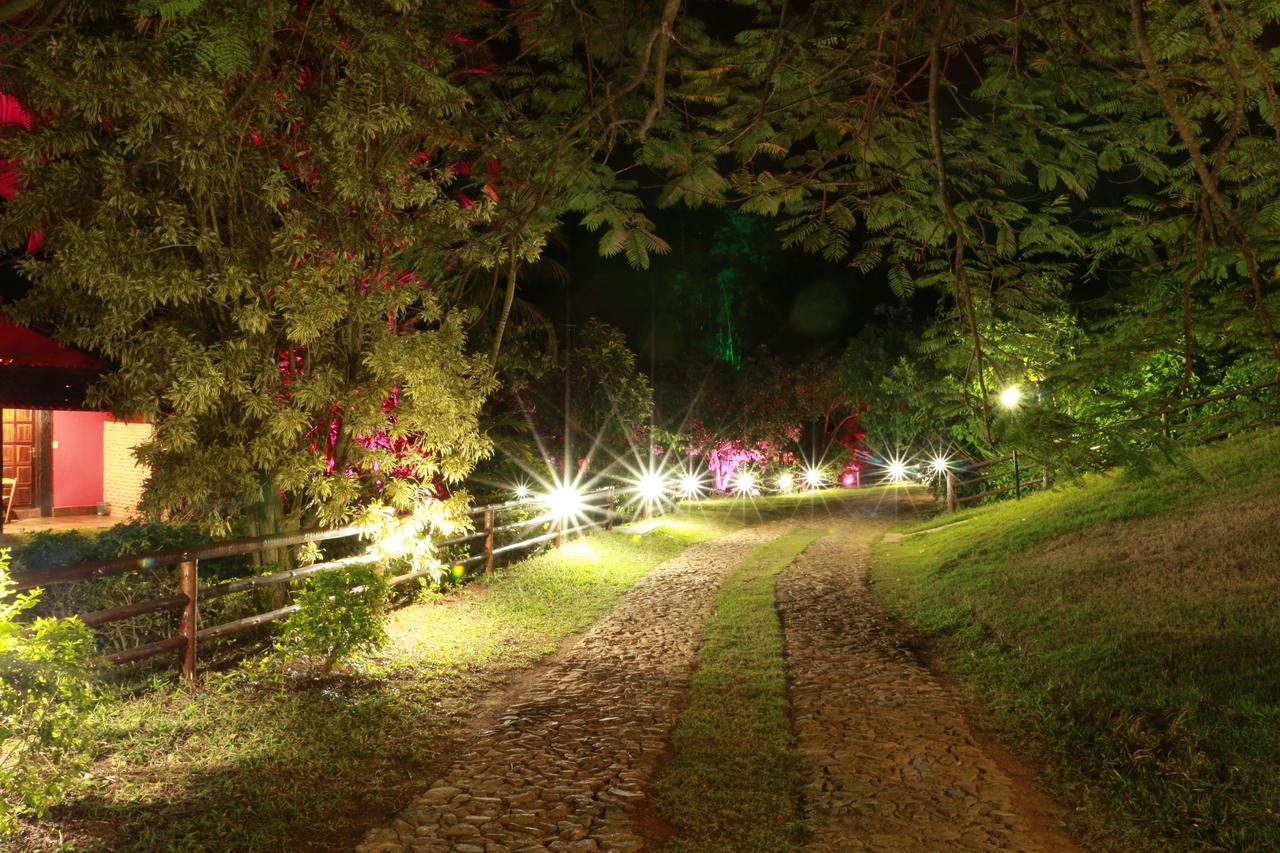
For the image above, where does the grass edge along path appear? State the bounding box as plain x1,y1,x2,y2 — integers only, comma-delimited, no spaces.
868,428,1280,852
652,526,826,852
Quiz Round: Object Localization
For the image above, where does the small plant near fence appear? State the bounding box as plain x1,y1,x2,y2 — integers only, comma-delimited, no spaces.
277,563,390,675
0,549,97,836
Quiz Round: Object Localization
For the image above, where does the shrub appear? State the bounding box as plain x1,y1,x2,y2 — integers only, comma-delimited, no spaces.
278,563,389,674
10,523,252,655
0,549,97,835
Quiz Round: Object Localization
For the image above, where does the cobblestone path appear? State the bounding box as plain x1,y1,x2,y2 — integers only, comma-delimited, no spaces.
778,514,1080,852
357,521,792,853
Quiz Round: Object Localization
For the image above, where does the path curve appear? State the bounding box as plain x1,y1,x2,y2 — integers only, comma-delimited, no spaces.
357,520,792,853
778,515,1080,851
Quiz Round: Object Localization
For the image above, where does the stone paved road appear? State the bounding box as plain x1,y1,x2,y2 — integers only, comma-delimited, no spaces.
778,509,1080,852
359,496,1080,852
357,521,792,853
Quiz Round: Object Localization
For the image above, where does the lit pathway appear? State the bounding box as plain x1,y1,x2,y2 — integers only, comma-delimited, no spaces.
356,520,793,853
778,514,1080,851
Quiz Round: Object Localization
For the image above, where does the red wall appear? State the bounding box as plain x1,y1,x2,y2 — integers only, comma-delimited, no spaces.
52,410,106,509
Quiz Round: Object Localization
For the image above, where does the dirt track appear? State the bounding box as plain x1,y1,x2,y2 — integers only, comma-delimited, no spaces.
778,513,1079,851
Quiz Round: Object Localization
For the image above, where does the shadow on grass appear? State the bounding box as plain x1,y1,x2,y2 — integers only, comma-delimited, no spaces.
37,667,472,851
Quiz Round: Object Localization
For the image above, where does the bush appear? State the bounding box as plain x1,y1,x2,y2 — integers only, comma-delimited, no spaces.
278,563,389,674
10,523,252,655
0,549,97,835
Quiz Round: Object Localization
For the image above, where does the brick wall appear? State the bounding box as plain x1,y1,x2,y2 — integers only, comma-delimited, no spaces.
102,420,152,518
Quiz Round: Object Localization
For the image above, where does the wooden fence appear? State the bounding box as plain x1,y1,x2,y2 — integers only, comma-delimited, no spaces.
944,380,1279,512
11,487,621,679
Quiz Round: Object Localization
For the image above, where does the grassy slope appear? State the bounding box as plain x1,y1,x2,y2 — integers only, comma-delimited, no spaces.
653,526,825,852
869,429,1280,851
20,492,838,851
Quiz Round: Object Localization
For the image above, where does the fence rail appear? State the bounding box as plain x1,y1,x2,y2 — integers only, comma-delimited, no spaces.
944,380,1278,512
14,487,622,679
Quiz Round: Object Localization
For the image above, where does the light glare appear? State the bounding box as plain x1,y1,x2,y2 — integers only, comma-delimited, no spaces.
733,469,759,496
930,456,949,473
637,472,665,502
677,473,705,499
513,484,531,500
885,458,908,483
545,485,582,519
777,472,795,493
1000,385,1022,409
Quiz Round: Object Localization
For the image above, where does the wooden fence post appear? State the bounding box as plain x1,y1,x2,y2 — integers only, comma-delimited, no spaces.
483,508,495,577
1161,411,1171,439
178,559,198,681
605,490,615,531
945,470,957,513
1012,450,1021,500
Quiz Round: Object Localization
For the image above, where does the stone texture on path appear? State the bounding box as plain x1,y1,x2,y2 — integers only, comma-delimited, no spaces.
778,514,1080,852
357,521,791,853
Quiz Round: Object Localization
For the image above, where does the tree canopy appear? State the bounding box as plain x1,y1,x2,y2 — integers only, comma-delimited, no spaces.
3,0,1280,523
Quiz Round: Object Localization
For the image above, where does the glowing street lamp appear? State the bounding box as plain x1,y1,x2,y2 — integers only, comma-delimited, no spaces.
884,457,909,483
803,467,825,489
930,456,949,474
1000,385,1022,410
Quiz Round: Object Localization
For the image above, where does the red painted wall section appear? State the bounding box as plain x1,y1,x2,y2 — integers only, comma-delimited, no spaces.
52,410,106,509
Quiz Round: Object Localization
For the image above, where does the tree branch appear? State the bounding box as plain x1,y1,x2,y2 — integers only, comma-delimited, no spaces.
1129,0,1280,363
927,0,992,439
636,0,682,142
489,246,519,368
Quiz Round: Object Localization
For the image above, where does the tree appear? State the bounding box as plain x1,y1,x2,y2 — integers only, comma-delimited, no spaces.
634,0,1279,453
1,2,514,539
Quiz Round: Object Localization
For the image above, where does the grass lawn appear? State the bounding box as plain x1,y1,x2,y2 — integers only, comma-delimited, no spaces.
653,526,825,852
869,428,1280,851
15,490,840,851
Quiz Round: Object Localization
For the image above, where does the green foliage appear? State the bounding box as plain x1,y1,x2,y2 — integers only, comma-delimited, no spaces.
0,550,97,836
6,523,255,655
278,563,389,674
2,1,498,536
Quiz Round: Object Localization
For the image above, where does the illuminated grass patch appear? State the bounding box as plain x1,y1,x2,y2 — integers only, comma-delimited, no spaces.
870,428,1280,851
653,526,825,852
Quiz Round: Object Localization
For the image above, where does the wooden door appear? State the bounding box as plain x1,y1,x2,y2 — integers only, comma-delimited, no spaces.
2,408,36,508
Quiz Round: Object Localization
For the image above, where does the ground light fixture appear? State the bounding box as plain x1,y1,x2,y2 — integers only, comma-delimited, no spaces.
733,469,760,496
884,457,909,483
636,472,665,502
1000,385,1022,409
776,472,795,492
677,472,705,500
803,467,825,489
545,484,583,519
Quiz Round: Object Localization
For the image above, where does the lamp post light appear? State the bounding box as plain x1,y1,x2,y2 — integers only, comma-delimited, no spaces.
1000,385,1022,410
